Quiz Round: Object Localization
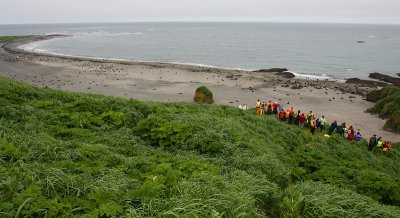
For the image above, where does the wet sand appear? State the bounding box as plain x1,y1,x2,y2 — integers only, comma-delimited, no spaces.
1,36,399,142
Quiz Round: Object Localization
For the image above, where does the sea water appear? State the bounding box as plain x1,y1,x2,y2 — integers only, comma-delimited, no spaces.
1,22,400,79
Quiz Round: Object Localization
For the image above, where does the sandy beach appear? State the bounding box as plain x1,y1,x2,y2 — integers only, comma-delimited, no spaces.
1,36,399,142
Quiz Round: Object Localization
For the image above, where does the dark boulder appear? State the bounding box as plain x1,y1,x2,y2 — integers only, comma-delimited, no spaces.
369,73,400,86
275,71,295,79
253,68,288,73
345,78,387,87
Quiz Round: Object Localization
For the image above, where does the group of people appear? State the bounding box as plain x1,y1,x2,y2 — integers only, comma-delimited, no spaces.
253,99,393,153
327,121,363,142
368,135,393,153
255,99,326,135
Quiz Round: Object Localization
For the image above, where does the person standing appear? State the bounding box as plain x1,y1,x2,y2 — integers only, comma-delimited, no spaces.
294,110,301,126
310,118,317,134
368,135,377,151
267,101,273,115
255,99,261,115
319,115,326,132
273,101,279,115
260,101,266,116
299,113,306,128
285,109,290,123
279,109,285,122
329,121,337,135
289,107,295,124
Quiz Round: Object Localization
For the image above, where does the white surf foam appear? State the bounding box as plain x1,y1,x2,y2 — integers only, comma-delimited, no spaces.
290,71,346,83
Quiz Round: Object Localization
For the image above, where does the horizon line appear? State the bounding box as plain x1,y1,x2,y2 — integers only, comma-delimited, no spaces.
1,20,400,26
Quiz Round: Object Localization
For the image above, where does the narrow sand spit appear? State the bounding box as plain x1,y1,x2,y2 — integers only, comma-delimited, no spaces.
1,36,399,142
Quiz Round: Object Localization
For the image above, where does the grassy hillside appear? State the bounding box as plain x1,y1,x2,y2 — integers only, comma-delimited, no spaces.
0,77,400,217
0,35,34,43
367,87,400,132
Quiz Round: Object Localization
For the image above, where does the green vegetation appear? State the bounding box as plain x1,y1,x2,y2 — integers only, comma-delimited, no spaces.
1,76,400,217
367,86,400,132
0,35,34,43
193,86,214,104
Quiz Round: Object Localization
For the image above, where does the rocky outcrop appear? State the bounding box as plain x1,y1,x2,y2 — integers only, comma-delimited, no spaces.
369,73,400,86
193,86,214,104
275,71,295,79
366,86,400,102
253,68,288,73
366,87,400,133
345,78,387,87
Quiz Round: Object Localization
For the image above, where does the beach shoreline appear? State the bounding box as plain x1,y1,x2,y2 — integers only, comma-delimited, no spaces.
1,35,399,142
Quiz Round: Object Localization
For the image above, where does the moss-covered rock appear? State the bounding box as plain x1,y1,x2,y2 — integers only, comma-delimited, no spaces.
193,86,214,104
367,86,400,133
366,86,400,102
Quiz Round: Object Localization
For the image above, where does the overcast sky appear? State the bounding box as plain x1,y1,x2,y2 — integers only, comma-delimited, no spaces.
1,0,400,24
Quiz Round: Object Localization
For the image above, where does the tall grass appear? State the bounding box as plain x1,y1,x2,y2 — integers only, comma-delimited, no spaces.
0,76,399,217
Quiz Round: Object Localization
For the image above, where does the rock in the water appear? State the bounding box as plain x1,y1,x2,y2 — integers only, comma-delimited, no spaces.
253,68,288,73
369,73,400,86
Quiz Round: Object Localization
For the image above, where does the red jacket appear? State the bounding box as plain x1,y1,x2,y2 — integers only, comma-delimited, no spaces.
279,111,285,119
299,114,305,123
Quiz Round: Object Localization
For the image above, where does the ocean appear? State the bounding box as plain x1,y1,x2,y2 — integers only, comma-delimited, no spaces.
1,22,400,79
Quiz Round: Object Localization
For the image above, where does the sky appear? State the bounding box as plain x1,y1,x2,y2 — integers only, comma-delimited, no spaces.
1,0,400,24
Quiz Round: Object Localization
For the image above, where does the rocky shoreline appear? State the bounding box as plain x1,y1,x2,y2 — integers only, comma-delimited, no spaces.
4,35,396,97
1,35,399,141
369,72,400,86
